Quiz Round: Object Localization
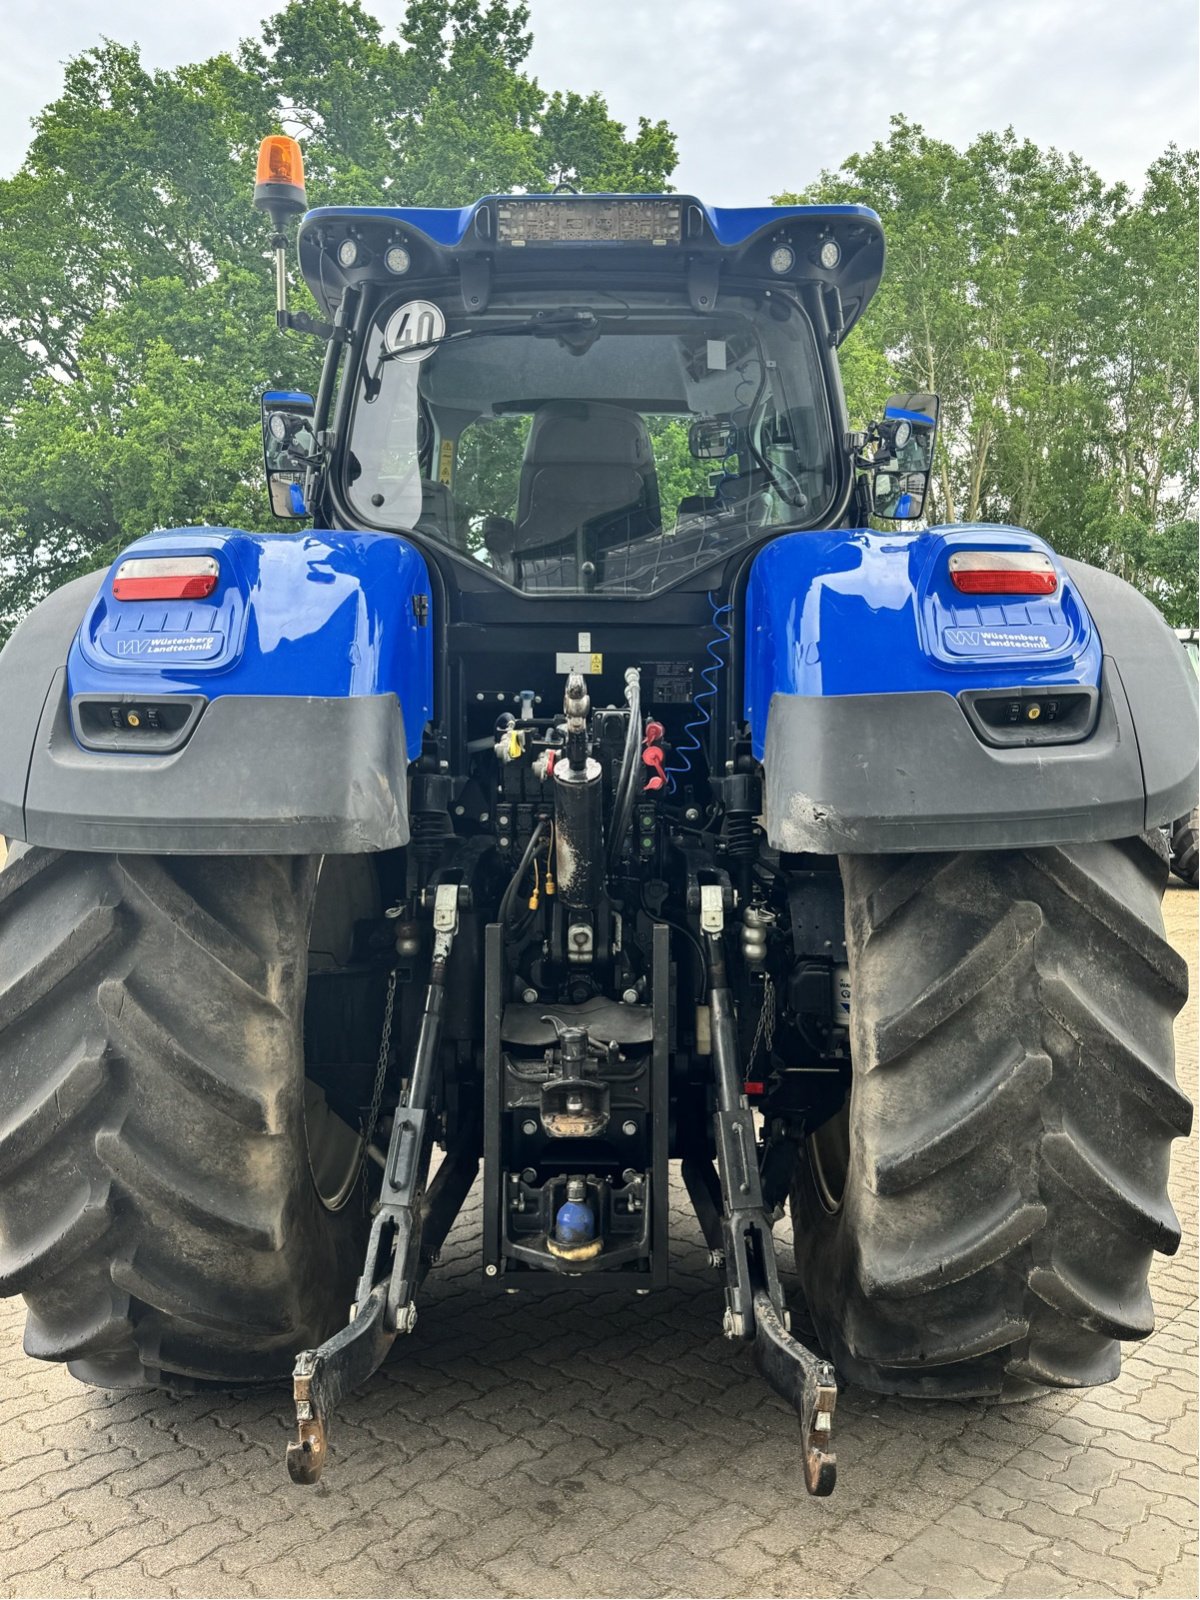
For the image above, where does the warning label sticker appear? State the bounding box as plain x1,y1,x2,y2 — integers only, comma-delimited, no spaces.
555,652,603,675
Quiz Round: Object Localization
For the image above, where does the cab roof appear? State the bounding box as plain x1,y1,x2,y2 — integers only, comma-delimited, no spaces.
296,194,884,342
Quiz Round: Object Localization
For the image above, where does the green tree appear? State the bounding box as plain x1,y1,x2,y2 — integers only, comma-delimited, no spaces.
0,0,677,634
1088,147,1199,621
781,118,1198,623
0,42,283,624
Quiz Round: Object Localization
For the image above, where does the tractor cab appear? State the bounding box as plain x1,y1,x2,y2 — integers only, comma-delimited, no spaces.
255,164,937,793
256,172,937,601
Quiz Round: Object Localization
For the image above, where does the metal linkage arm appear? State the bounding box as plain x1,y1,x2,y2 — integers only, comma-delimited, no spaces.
286,883,466,1485
701,885,787,1336
286,1286,392,1485
752,1292,838,1497
698,883,838,1496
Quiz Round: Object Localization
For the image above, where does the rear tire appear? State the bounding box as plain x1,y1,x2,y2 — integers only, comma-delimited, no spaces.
0,847,376,1388
791,836,1191,1399
1170,807,1199,888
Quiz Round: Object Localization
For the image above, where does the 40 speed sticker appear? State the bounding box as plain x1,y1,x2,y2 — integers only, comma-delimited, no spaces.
383,299,446,360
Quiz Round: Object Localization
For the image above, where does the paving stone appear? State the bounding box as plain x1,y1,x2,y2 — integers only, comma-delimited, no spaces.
1109,1516,1189,1581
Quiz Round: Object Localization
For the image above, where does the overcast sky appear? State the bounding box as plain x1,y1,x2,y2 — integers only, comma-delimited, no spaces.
2,1,1196,201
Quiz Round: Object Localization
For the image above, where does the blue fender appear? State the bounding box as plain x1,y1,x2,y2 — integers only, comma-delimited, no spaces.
70,528,433,762
0,528,434,854
744,525,1101,755
745,526,1197,853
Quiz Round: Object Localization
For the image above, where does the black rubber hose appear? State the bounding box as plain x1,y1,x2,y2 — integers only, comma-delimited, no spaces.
640,892,708,1002
607,672,643,874
497,820,547,928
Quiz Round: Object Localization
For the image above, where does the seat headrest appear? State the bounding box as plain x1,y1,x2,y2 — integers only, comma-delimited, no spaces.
520,401,656,472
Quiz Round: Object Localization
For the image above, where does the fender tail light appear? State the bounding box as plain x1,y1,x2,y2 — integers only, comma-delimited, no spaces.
112,556,220,601
949,551,1057,595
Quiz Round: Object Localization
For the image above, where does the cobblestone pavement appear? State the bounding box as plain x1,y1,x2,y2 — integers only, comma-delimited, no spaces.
0,888,1195,1600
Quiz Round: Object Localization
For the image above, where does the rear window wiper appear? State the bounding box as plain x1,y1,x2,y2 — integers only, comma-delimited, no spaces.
377,307,601,364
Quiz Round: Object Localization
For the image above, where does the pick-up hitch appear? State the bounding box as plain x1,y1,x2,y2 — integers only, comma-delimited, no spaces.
287,1285,391,1485
752,1291,838,1496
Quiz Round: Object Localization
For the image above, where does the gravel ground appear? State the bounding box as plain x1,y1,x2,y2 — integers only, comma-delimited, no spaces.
0,878,1195,1600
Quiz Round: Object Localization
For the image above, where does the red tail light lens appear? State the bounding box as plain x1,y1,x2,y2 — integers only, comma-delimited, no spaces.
949,551,1057,595
112,556,220,601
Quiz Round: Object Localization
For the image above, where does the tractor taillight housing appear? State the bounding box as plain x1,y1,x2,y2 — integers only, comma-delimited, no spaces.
112,556,220,601
948,551,1058,595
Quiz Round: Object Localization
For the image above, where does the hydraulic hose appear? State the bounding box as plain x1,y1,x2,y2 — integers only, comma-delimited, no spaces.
607,668,643,874
497,820,548,928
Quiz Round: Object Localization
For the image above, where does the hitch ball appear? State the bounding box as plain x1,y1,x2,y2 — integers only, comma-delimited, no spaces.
548,1176,604,1262
556,1178,595,1244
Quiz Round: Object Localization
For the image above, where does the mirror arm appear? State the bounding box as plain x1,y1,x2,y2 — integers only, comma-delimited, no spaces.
312,288,357,444
852,468,874,526
821,284,844,347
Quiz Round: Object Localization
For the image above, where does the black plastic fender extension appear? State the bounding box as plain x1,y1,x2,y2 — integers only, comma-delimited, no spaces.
0,573,411,854
760,560,1198,856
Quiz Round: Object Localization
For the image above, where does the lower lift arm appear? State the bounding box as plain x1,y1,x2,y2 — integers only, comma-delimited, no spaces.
287,881,477,1485
700,881,838,1497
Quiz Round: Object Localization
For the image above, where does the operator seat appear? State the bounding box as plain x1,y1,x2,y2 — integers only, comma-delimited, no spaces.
513,401,661,588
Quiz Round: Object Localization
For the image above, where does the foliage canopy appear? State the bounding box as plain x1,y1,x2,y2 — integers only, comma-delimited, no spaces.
0,10,1195,630
0,0,677,629
780,117,1198,623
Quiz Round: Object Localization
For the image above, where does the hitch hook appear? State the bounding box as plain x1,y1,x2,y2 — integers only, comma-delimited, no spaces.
286,1285,392,1486
752,1289,838,1496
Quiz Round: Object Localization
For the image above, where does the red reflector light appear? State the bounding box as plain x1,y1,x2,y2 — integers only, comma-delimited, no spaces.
951,571,1059,595
112,556,219,601
949,550,1057,596
113,575,218,600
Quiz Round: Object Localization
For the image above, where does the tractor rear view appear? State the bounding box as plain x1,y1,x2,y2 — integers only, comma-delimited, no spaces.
0,137,1195,1495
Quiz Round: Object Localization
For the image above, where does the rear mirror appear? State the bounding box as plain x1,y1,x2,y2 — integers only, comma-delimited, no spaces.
689,418,737,460
262,391,316,519
871,393,939,520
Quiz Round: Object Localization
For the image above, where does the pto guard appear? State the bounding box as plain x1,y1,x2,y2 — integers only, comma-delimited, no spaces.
0,528,433,854
746,525,1198,854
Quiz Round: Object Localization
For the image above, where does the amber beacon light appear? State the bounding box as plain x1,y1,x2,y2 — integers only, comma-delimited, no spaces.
253,135,307,225
253,135,309,330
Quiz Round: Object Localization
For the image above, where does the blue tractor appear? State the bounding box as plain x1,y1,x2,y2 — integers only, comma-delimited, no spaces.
0,137,1195,1493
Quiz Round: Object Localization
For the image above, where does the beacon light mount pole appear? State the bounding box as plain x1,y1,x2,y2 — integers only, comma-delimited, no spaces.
252,135,333,340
